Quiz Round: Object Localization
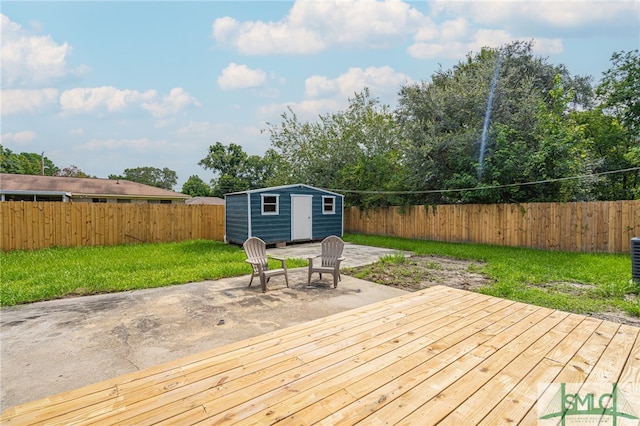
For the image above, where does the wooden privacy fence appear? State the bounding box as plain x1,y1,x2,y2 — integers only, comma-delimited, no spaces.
344,200,640,253
0,202,225,251
3,201,638,253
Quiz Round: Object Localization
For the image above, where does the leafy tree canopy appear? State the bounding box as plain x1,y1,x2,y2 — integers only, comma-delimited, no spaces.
596,50,640,138
181,175,213,197
0,146,60,176
109,167,178,190
198,142,272,197
266,88,408,207
58,165,93,178
396,40,599,204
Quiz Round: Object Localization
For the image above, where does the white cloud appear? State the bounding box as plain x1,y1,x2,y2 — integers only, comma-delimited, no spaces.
1,130,37,146
0,14,87,88
212,0,427,55
408,19,562,60
1,89,59,115
59,86,156,114
78,138,169,153
175,121,214,137
59,86,198,118
210,0,631,65
259,98,343,123
142,88,200,118
217,63,267,90
432,0,639,29
306,66,412,100
259,66,412,126
407,0,637,60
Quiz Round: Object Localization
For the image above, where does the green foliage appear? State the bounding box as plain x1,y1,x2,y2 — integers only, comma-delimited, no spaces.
0,146,60,176
597,50,640,138
592,49,640,199
397,41,597,204
8,45,636,206
198,142,271,197
109,166,178,190
181,175,213,197
266,88,408,207
58,165,92,178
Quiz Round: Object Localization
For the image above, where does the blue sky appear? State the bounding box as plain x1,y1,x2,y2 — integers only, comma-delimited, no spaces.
2,0,639,190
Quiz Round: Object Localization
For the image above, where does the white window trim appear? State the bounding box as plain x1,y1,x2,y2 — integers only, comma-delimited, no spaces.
322,195,336,214
261,193,279,215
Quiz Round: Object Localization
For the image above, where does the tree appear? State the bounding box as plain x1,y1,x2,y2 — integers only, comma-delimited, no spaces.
57,165,92,178
181,175,213,197
109,167,178,190
266,88,408,207
397,40,593,204
591,50,640,199
0,146,22,174
198,142,271,197
522,76,592,201
597,50,640,139
0,146,59,176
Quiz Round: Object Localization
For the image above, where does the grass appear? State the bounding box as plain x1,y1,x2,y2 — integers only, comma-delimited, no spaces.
1,235,637,319
343,233,639,318
0,240,307,307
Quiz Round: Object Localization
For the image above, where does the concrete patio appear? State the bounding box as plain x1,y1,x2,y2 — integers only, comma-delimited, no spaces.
0,243,409,411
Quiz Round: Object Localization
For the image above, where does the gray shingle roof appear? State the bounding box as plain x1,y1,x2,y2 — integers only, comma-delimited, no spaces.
0,174,189,199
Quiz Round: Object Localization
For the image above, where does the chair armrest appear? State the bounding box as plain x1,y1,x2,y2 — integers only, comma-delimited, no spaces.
267,255,287,269
245,258,265,272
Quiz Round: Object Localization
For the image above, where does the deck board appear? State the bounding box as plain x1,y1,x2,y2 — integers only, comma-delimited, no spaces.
2,285,638,426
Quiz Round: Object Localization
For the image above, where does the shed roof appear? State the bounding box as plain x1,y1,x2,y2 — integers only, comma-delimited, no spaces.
225,184,343,197
0,174,189,200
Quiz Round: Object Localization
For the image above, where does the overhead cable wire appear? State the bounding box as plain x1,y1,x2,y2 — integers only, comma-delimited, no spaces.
326,166,640,195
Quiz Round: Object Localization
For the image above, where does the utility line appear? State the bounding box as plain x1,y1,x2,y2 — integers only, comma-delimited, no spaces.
327,167,640,195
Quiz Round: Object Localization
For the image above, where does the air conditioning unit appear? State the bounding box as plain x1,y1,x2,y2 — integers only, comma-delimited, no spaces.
632,238,640,285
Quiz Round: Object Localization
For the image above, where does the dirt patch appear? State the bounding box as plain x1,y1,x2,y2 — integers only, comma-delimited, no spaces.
343,255,640,327
343,255,490,292
590,311,640,327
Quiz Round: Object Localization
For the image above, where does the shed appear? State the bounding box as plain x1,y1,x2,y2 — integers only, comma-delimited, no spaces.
224,184,343,245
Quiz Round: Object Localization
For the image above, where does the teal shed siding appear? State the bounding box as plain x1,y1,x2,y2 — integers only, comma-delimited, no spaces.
224,193,249,244
224,184,343,245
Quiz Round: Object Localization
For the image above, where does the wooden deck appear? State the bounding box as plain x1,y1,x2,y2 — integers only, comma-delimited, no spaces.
2,285,639,425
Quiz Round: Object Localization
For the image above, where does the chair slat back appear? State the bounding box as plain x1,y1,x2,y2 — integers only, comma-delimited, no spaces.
243,237,268,268
321,236,344,267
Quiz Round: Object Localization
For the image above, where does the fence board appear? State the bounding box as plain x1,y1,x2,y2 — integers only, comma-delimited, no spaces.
3,201,638,253
344,201,640,253
1,203,225,251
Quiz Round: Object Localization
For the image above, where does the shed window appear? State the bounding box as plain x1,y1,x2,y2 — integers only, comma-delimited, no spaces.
322,196,335,214
261,194,279,215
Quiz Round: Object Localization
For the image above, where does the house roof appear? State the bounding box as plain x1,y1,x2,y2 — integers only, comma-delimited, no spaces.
225,184,343,198
0,174,190,200
185,196,225,205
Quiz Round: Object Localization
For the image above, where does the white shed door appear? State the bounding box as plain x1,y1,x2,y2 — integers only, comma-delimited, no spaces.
291,195,313,241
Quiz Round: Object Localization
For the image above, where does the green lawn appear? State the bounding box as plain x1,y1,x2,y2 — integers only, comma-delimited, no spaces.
344,234,639,318
0,240,307,306
1,235,637,319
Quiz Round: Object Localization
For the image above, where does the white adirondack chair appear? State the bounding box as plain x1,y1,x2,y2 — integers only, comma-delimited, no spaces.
243,237,289,293
307,235,345,288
